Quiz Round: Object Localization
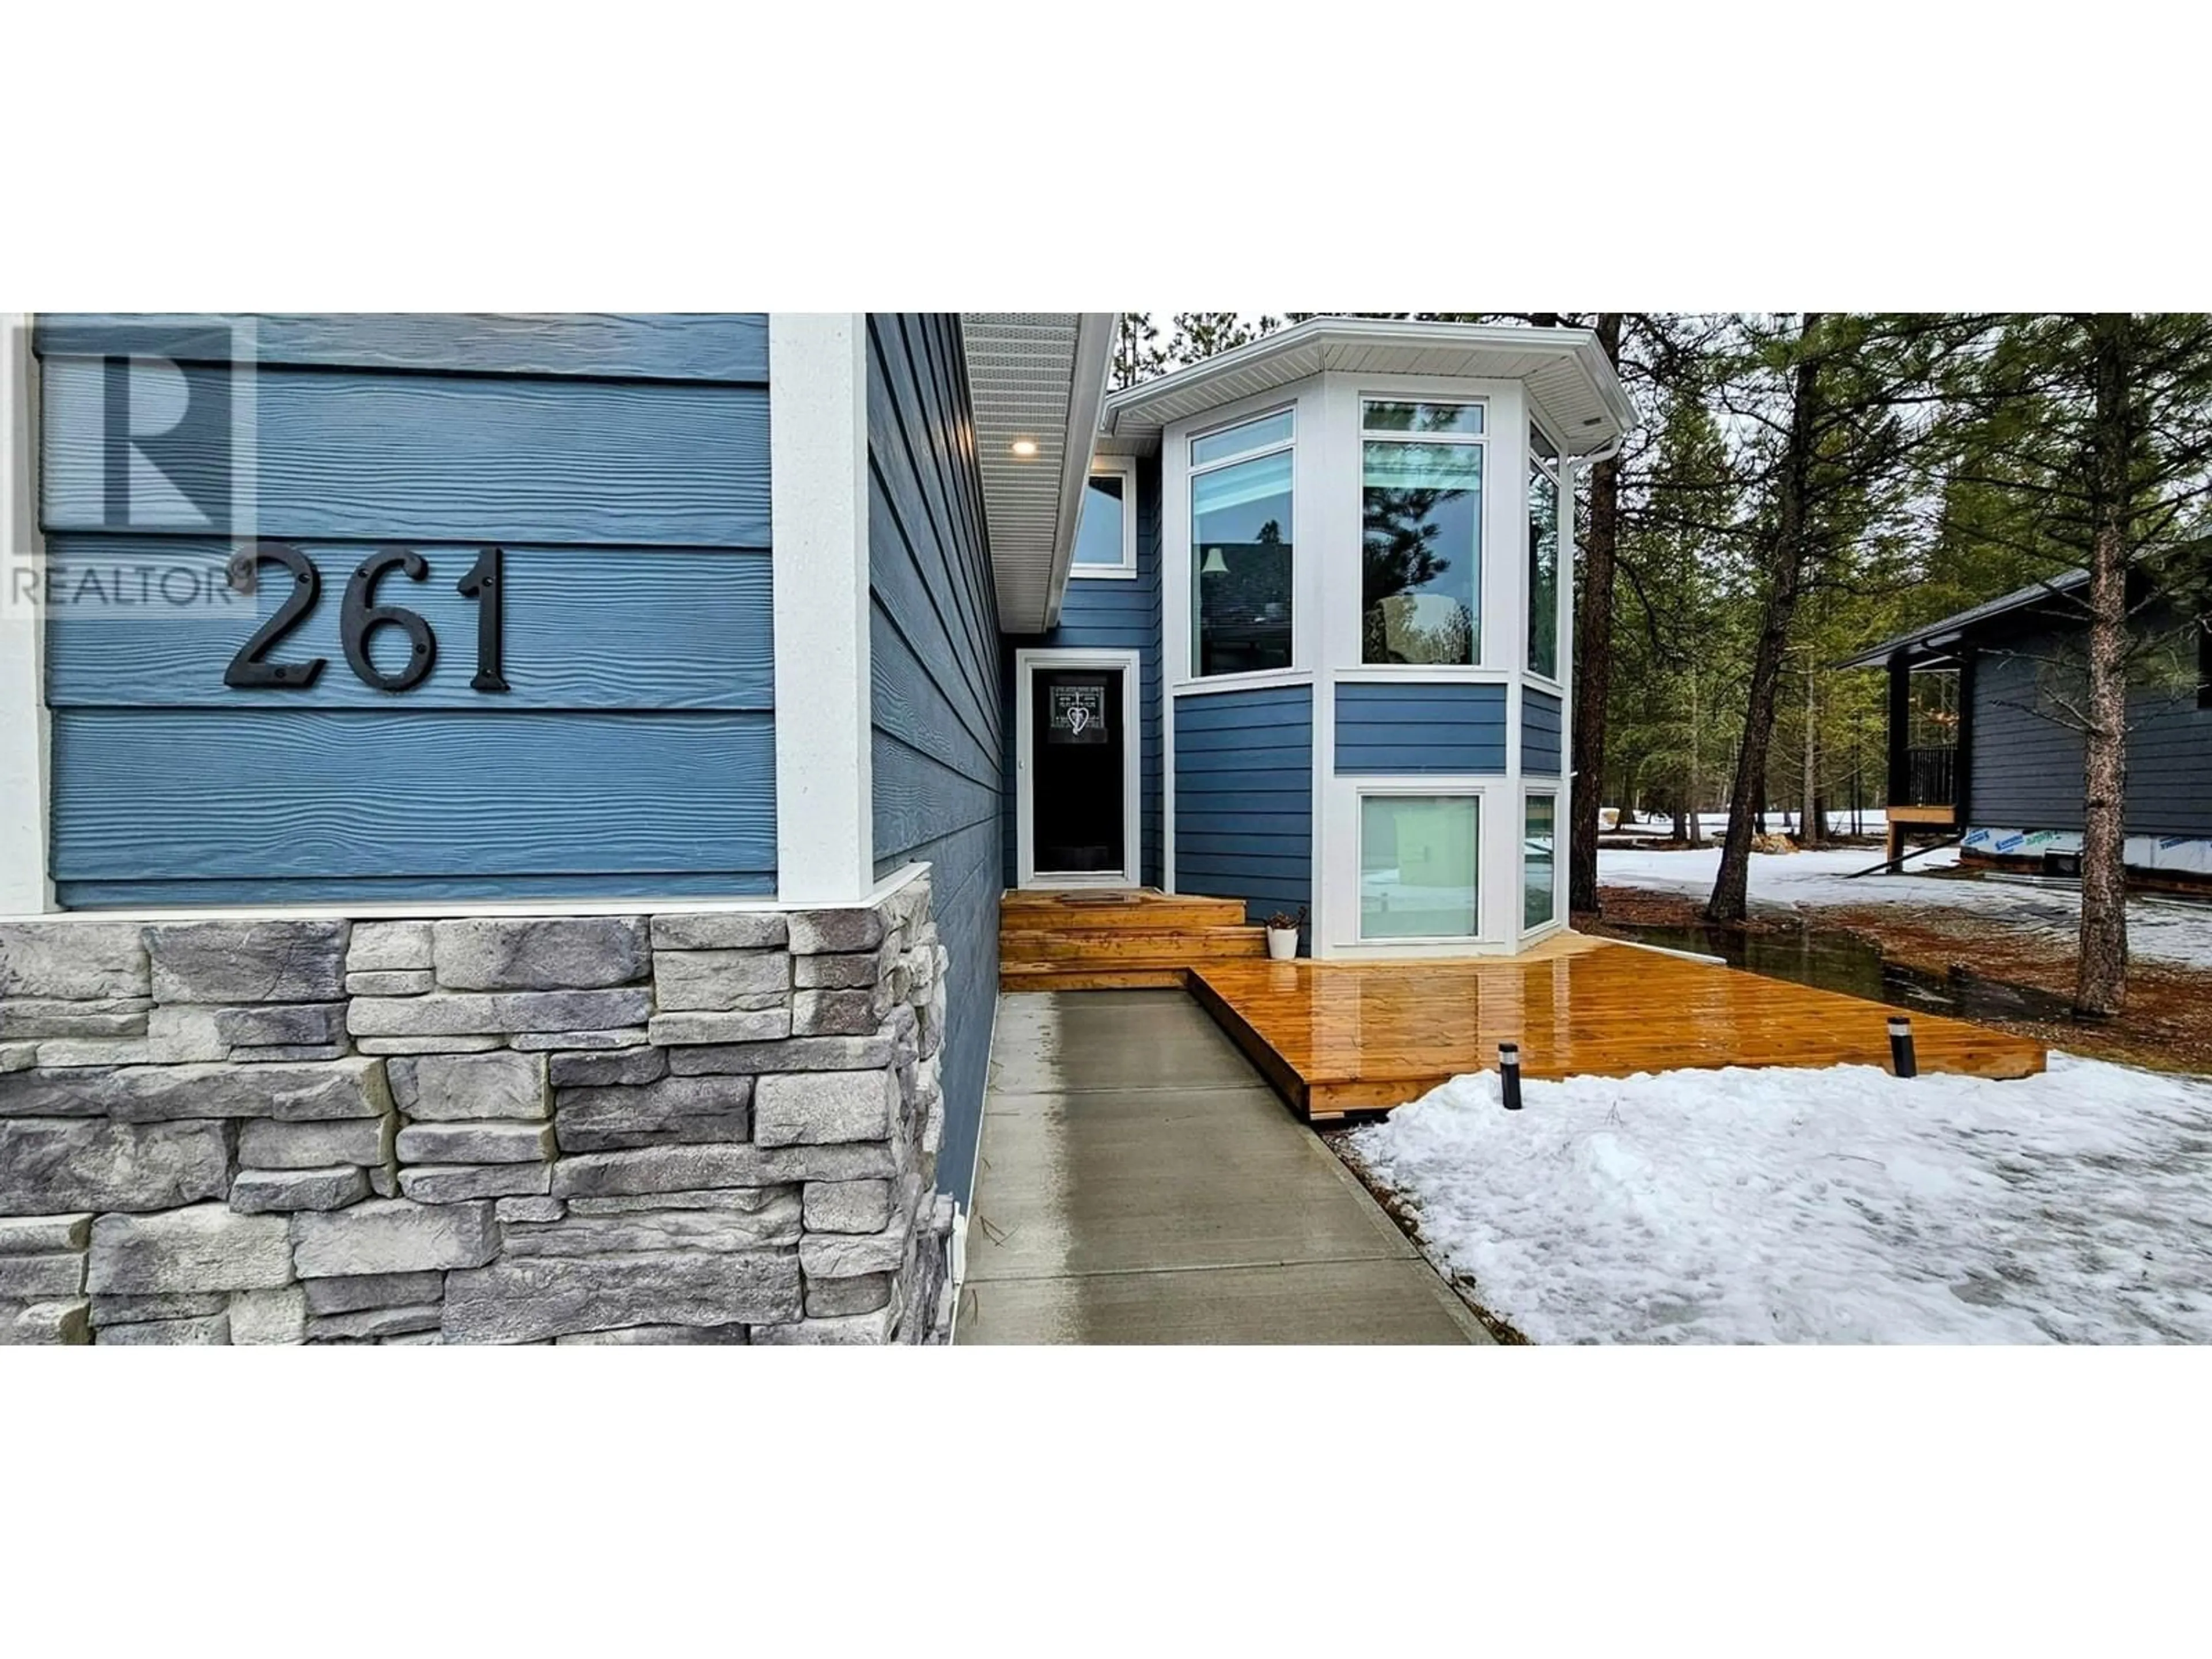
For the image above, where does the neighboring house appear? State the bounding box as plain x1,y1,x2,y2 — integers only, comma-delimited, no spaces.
0,312,1629,1345
1843,568,2212,886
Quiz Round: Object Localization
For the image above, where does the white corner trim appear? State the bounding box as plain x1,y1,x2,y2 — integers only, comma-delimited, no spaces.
770,313,874,906
0,315,54,914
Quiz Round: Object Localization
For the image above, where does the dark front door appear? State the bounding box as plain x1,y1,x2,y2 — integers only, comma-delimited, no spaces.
1032,667,1126,876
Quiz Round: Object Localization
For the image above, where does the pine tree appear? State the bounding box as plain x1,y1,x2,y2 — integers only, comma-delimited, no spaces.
1112,313,1169,390
1940,312,2212,1016
1168,312,1281,363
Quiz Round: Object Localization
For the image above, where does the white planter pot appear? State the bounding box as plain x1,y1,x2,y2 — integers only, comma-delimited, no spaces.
1266,927,1298,961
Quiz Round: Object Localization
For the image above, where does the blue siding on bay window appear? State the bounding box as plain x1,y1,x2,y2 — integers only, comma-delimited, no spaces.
1523,687,1564,775
1175,685,1312,923
1001,454,1165,887
36,313,776,907
1335,681,1508,773
866,313,1000,1207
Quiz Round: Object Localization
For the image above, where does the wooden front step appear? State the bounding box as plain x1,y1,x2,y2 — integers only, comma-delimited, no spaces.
998,964,1194,992
998,888,1267,991
999,890,1248,931
1002,926,1268,966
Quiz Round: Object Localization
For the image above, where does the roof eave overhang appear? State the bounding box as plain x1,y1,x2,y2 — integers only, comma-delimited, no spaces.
1098,316,1638,457
959,312,1116,635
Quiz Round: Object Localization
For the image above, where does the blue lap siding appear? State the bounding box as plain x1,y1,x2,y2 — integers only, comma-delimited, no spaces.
1001,454,1165,887
1174,685,1312,923
1522,687,1563,775
36,313,776,907
1970,611,2212,838
1334,681,1509,773
865,313,1001,1207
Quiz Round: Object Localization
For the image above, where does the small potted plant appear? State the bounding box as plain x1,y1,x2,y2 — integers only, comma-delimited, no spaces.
1263,906,1306,961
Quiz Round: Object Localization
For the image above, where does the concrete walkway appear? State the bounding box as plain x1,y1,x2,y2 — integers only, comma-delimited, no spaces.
956,990,1488,1344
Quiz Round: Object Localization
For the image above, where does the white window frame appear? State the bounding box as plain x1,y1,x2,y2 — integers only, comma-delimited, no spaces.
1320,777,1510,959
1183,402,1299,686
1524,416,1566,694
1355,393,1491,672
1068,456,1139,580
1521,785,1562,941
1013,645,1143,889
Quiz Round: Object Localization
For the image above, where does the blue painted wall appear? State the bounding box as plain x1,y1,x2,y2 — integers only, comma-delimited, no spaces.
1174,685,1312,923
865,314,1001,1208
36,314,775,907
1001,454,1164,887
1335,682,1508,773
1522,687,1564,775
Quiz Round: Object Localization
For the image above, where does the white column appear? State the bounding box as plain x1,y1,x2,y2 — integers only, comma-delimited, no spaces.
1488,385,1529,950
768,313,875,905
0,315,53,914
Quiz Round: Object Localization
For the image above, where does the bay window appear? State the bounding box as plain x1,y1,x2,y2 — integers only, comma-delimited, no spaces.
1190,410,1295,677
1528,423,1560,679
1524,794,1558,930
1361,399,1484,665
1359,791,1480,940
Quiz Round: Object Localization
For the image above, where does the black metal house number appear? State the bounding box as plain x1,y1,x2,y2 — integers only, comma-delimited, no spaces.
224,543,510,694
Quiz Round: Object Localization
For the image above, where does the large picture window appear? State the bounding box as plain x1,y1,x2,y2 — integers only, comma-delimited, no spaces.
1362,399,1484,665
1524,794,1558,930
1191,411,1294,676
1360,793,1480,940
1528,423,1560,679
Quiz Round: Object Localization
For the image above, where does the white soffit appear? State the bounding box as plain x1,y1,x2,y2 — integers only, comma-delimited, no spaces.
1099,317,1637,455
958,313,1115,633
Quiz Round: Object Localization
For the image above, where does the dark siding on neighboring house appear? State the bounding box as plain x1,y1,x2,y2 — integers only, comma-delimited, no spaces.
1522,687,1564,775
1334,682,1509,773
1175,685,1312,923
865,313,1001,1207
1969,608,2212,838
1000,455,1165,886
39,314,776,906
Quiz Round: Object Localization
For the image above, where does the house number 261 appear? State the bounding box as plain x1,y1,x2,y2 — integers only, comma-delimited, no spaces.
222,543,510,695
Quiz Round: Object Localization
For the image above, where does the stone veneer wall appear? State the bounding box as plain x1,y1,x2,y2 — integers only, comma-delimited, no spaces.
0,872,953,1345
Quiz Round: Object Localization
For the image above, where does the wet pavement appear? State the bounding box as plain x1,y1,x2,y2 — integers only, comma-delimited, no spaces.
955,990,1487,1344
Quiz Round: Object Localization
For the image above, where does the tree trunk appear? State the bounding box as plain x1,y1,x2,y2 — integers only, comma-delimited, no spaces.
1708,314,1824,925
1568,314,1625,915
1686,664,1706,846
2075,317,2134,1017
1800,652,1822,847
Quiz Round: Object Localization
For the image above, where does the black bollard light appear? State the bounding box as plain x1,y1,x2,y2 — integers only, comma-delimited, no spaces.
1499,1041,1524,1111
1888,1016,1918,1079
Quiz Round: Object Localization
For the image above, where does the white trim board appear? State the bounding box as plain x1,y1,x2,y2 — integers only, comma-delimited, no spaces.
0,314,52,914
0,864,934,929
769,313,875,906
1013,646,1143,889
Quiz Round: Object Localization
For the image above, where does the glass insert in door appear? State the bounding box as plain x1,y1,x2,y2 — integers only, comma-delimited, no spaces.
1032,668,1126,875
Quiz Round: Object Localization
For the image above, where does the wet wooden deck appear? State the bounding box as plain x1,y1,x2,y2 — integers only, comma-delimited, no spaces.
1185,938,2047,1122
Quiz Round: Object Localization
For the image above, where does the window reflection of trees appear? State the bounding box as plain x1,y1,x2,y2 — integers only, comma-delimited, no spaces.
1363,474,1475,665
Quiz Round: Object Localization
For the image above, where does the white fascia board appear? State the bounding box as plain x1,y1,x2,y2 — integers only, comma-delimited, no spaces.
0,315,53,913
1037,312,1116,632
770,313,875,906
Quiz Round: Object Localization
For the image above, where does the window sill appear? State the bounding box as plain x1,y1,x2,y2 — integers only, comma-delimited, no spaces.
1067,566,1139,581
1172,668,1312,696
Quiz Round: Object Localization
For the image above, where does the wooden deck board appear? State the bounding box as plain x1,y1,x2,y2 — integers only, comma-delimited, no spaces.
1189,941,2046,1120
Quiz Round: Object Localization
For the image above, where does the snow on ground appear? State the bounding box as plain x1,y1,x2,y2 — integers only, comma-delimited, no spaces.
1348,1055,2212,1344
1599,844,2212,971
